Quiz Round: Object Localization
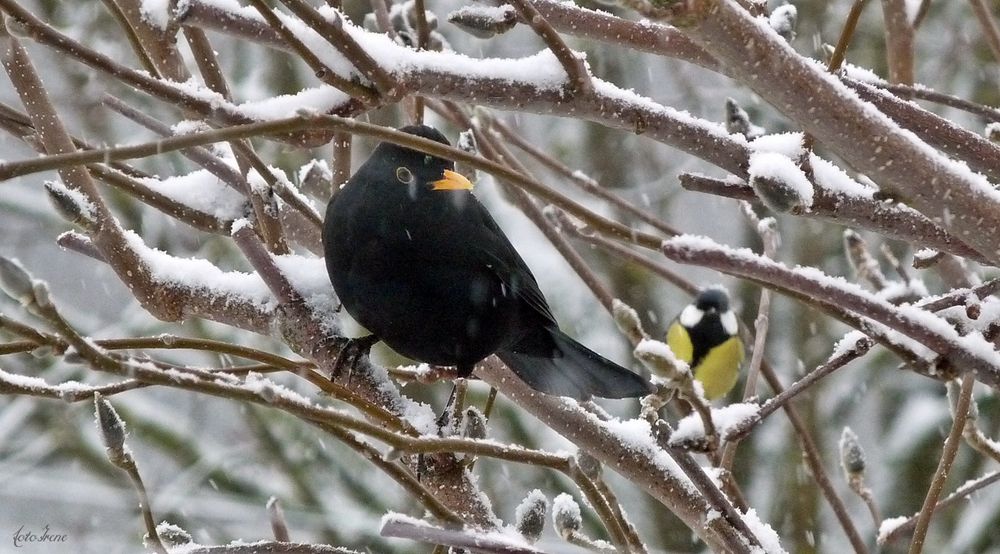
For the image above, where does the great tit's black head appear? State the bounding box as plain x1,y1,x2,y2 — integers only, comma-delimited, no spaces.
369,125,472,193
680,287,738,337
695,288,730,313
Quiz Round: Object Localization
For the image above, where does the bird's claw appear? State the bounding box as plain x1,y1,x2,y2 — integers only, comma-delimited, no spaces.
332,334,380,380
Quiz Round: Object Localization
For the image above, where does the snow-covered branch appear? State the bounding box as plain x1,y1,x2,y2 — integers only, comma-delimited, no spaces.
639,0,1000,264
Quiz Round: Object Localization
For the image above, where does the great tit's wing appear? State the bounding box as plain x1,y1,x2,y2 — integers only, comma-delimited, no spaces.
666,321,694,364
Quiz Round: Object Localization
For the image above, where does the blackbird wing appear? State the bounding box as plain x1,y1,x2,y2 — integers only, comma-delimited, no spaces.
464,197,556,326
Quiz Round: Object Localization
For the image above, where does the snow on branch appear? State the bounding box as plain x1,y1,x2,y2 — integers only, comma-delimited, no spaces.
679,168,987,263
637,0,1000,264
474,358,760,552
0,367,139,402
380,513,544,553
117,0,750,173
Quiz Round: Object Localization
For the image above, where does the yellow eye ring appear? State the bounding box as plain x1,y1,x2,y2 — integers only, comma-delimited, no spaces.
396,166,413,184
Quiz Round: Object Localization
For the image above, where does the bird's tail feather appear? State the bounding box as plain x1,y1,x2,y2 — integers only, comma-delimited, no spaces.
497,328,653,400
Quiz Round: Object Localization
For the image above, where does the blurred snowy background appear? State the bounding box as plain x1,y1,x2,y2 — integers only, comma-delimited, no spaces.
1,0,999,552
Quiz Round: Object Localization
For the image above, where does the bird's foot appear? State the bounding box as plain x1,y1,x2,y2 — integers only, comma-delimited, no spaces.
331,334,380,380
434,378,469,436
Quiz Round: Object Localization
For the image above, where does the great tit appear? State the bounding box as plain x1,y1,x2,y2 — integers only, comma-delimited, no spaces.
665,287,744,400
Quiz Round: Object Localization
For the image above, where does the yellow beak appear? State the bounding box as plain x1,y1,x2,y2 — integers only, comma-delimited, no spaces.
431,169,474,191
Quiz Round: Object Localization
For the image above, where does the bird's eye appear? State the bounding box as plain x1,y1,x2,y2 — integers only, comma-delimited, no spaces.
424,155,433,165
396,166,413,184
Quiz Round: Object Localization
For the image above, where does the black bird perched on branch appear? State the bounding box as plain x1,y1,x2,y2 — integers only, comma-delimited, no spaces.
323,125,652,400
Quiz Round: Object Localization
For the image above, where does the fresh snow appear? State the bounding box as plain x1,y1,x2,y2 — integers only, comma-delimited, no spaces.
748,151,814,209
399,396,439,436
808,155,875,198
0,368,125,399
449,4,516,24
750,132,805,159
877,516,909,544
550,492,581,528
830,330,869,359
599,417,696,493
876,279,929,302
138,0,173,30
137,169,246,220
591,77,740,145
670,402,760,444
123,230,337,319
124,229,275,309
243,371,314,407
741,507,787,553
634,338,683,365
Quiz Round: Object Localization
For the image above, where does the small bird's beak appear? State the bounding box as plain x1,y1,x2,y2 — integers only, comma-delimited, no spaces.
431,169,474,191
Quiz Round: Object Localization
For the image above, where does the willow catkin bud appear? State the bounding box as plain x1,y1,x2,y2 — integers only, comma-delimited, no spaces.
0,256,35,306
461,407,488,440
769,3,797,42
839,426,866,478
551,493,581,539
514,489,547,543
94,392,130,467
156,522,193,546
44,181,97,230
448,6,517,39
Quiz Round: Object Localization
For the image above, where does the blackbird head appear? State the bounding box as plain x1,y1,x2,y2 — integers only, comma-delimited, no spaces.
368,125,473,197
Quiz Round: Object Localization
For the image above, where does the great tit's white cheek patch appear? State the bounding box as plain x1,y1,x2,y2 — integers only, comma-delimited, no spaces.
721,311,738,336
679,304,703,327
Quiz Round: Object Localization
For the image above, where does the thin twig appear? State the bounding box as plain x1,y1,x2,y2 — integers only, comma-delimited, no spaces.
246,0,379,102
101,94,249,193
726,337,874,442
183,26,233,99
495,119,679,236
0,114,668,251
380,516,545,553
739,204,776,399
274,0,398,96
678,173,986,264
908,374,975,554
719,205,777,472
99,0,161,77
506,0,591,94
267,497,291,541
968,0,1000,64
880,0,916,86
883,82,1000,122
881,470,1000,544
827,0,870,71
757,363,870,553
562,229,698,295
654,422,761,551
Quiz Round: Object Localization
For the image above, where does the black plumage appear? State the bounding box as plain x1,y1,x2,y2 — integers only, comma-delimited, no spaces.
323,125,652,400
686,289,732,367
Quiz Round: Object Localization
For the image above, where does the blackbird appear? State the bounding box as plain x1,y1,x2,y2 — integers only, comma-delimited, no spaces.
323,125,653,400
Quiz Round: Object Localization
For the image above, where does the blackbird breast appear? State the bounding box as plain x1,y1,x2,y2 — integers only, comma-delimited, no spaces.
324,175,523,368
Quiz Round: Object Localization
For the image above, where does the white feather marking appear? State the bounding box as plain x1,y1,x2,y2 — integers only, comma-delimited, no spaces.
679,305,703,327
721,311,738,335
